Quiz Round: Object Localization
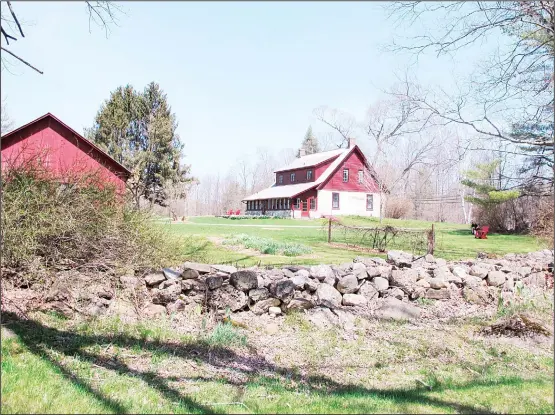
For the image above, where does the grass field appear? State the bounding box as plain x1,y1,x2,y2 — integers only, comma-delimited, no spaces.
164,216,545,267
2,299,553,414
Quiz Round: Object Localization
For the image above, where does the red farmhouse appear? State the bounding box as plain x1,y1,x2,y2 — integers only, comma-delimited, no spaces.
242,138,383,218
1,113,130,193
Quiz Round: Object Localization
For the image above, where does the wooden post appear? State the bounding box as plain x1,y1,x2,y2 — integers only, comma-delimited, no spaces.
328,217,332,243
427,224,435,255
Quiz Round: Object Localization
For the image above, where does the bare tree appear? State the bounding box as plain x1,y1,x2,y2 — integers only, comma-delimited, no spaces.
388,1,554,192
1,1,122,74
1,95,13,134
313,106,357,148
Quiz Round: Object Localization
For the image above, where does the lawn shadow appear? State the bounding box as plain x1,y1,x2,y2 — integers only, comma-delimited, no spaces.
3,311,545,414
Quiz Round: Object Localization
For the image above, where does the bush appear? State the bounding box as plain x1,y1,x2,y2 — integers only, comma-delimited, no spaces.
1,162,182,284
385,196,413,219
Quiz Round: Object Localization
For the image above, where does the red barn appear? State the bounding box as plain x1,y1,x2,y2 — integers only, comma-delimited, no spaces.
1,113,130,193
242,138,384,218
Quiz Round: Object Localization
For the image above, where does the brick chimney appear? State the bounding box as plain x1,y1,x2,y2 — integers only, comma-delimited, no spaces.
348,137,356,148
298,148,306,157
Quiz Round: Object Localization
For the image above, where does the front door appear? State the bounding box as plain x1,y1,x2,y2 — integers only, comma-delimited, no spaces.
301,200,309,217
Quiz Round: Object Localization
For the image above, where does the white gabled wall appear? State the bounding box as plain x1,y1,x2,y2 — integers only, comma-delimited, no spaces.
317,190,381,217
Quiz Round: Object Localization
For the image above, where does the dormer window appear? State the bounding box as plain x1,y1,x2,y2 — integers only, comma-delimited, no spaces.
291,173,296,183
307,170,313,180
278,174,283,184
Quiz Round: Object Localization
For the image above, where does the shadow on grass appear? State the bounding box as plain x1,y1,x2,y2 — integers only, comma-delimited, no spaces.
3,311,544,414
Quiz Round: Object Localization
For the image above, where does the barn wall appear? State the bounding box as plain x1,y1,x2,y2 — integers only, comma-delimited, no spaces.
1,120,126,194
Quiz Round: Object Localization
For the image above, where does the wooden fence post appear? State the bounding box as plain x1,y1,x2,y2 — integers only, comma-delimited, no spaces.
328,217,332,243
427,224,435,255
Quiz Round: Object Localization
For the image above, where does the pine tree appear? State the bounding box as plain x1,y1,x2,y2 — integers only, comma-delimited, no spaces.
297,126,320,157
461,160,520,208
89,82,193,208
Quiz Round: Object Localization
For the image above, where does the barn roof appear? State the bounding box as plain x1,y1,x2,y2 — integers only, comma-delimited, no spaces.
1,113,132,177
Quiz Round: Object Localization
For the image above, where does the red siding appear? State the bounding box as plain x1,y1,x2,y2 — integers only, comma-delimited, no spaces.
275,156,338,186
1,117,127,194
320,150,379,192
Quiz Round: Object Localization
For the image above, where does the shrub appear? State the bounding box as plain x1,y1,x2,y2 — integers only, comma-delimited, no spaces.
1,162,182,285
385,196,413,219
222,234,312,256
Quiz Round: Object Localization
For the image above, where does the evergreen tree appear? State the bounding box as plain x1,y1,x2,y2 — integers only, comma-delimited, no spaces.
89,82,192,208
297,126,320,157
461,160,520,208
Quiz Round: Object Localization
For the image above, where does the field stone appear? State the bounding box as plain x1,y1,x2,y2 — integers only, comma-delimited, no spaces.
166,299,186,313
286,298,315,311
249,288,269,302
428,278,449,289
268,306,282,316
373,276,389,293
366,266,381,278
159,279,179,290
352,262,368,280
470,266,488,279
268,269,286,281
435,258,447,267
342,294,367,307
463,287,488,305
210,265,237,274
205,275,223,290
323,273,337,286
251,298,281,315
207,285,248,312
295,269,310,278
143,303,166,318
425,288,451,300
304,279,319,292
337,274,358,294
452,267,467,279
316,283,342,309
291,274,307,289
282,268,295,279
416,279,431,288
486,271,506,287
310,264,335,282
375,297,420,321
358,281,379,302
257,275,269,288
230,270,258,291
144,272,166,286
425,254,435,263
151,283,181,305
181,268,200,280
270,279,295,301
390,269,418,294
182,262,211,274
120,276,140,289
387,287,405,300
462,274,482,288
387,250,414,268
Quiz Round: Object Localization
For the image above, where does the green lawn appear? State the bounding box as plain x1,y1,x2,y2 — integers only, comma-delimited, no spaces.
164,216,545,267
2,306,553,414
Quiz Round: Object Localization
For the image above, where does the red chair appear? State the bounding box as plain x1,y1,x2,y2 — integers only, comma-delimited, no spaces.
226,209,233,215
475,226,490,239
235,209,241,215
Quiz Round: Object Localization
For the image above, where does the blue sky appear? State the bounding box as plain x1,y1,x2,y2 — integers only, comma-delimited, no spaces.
1,1,499,177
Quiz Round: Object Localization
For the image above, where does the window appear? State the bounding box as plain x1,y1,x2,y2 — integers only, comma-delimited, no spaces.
286,199,290,209
343,169,349,182
332,192,340,209
279,199,283,209
295,198,301,209
278,175,283,184
255,201,259,210
358,170,363,184
291,173,296,183
366,194,374,211
310,198,316,210
271,199,275,210
247,201,250,210
307,170,313,180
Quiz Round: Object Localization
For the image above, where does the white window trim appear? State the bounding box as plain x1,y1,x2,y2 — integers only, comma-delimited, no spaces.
295,198,300,209
358,170,363,184
366,194,374,211
278,175,283,184
307,170,313,180
291,173,296,183
343,169,349,183
332,192,340,209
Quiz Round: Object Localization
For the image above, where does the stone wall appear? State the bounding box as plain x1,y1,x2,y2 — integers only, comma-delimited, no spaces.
135,249,554,320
